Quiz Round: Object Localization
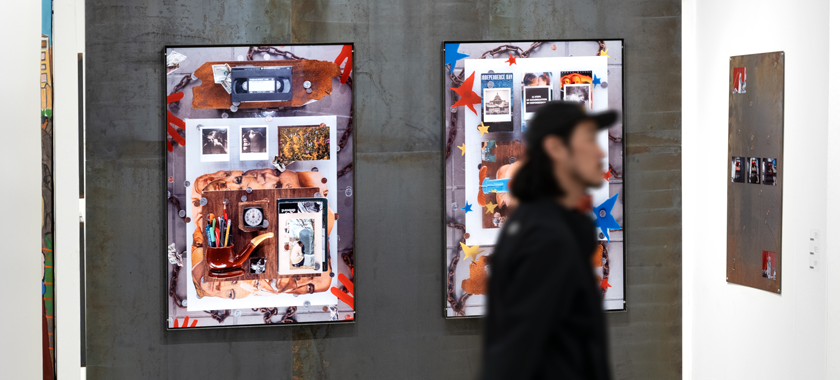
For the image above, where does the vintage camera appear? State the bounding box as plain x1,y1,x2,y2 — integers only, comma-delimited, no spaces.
230,66,293,103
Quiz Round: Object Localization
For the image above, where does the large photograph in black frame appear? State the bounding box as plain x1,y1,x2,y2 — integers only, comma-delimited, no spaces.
442,40,626,318
163,43,356,329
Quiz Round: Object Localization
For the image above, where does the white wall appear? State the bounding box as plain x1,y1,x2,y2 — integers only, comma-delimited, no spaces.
683,0,830,379
825,1,840,378
0,0,45,378
53,0,83,378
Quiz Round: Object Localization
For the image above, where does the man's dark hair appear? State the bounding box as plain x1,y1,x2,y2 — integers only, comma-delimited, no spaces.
510,119,572,202
510,101,617,203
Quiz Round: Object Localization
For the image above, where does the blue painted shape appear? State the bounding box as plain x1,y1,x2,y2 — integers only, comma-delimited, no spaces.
461,202,473,214
481,178,510,194
444,43,470,75
592,74,602,87
593,193,621,241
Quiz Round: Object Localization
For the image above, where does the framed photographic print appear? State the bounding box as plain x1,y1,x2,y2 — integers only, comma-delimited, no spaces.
164,43,355,329
442,40,626,317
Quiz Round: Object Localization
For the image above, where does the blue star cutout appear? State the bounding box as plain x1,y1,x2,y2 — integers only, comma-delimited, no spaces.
461,202,473,214
445,43,470,75
593,193,621,241
592,74,602,87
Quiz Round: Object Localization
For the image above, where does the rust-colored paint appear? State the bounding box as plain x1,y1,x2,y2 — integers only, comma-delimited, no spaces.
192,60,341,109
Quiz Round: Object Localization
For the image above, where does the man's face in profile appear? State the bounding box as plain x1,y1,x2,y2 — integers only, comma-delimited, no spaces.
567,120,606,187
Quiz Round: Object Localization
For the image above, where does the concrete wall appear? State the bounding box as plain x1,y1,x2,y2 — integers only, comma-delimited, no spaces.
682,0,829,379
0,0,44,378
85,1,682,379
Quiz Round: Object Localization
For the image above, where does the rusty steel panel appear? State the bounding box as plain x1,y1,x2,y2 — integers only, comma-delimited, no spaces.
726,52,785,293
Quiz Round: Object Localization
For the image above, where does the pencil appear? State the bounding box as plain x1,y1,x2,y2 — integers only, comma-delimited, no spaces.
224,219,231,247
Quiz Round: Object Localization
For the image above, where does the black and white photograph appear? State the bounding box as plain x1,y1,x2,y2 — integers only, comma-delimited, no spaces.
747,157,761,184
276,199,327,275
239,125,269,161
731,156,745,183
200,126,229,162
762,158,777,186
249,257,266,274
564,84,591,109
482,88,511,123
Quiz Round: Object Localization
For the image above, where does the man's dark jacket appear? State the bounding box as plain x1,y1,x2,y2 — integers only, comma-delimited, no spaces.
481,198,612,380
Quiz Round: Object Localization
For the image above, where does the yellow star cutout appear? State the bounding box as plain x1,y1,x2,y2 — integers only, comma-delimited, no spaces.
485,202,497,214
477,122,490,137
460,242,484,262
457,143,466,156
599,49,610,58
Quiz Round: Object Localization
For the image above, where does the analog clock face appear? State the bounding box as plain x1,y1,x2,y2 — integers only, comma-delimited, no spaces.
244,208,264,227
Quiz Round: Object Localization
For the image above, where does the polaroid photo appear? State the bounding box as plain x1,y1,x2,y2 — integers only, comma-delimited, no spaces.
277,198,328,275
731,157,745,183
762,250,777,280
521,72,553,131
239,125,269,161
277,124,330,161
482,88,512,123
762,158,777,186
480,72,515,131
560,71,594,109
733,67,747,94
564,84,591,109
747,157,761,184
200,126,230,162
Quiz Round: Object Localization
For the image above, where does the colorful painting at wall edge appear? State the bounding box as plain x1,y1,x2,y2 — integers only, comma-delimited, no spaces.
40,0,56,376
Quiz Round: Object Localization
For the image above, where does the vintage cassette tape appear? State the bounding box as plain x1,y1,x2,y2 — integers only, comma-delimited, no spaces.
230,66,293,103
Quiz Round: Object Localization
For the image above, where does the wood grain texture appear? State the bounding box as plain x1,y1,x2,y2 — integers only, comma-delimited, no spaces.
726,52,785,293
201,187,320,282
192,60,341,109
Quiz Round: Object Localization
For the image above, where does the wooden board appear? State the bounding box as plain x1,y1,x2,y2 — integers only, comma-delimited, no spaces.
726,52,784,294
191,60,341,109
201,187,320,282
479,140,524,228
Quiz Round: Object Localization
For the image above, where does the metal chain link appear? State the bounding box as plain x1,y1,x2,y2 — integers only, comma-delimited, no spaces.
445,221,471,316
247,46,305,61
169,264,186,308
252,307,297,324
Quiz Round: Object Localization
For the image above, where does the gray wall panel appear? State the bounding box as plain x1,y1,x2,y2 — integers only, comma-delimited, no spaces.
85,1,682,379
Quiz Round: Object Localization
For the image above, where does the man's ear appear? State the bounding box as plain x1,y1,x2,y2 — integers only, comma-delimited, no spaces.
542,135,567,162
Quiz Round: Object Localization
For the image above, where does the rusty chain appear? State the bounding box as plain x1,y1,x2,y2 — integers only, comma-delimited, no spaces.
597,40,606,55
169,264,186,308
445,221,471,316
478,42,544,59
337,162,353,178
167,195,190,223
252,307,297,324
340,248,355,279
205,310,231,323
608,164,623,180
247,46,305,61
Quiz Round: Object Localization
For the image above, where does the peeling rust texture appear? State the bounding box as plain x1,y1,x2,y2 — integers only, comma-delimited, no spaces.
192,60,340,109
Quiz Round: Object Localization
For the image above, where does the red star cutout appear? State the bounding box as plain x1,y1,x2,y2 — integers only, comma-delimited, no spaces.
451,71,482,115
505,53,517,66
601,278,612,290
604,170,613,181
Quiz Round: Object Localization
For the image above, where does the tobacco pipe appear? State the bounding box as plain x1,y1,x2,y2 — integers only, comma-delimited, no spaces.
207,233,274,278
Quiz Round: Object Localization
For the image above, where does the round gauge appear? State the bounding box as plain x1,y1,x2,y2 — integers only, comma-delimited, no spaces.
243,207,264,227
